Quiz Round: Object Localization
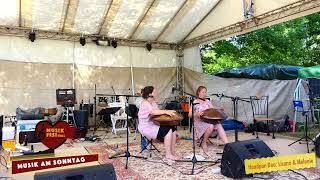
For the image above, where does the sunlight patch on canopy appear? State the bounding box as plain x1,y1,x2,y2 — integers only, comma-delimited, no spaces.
0,0,18,26
133,0,185,41
32,0,64,31
73,0,111,35
107,0,152,38
159,0,220,43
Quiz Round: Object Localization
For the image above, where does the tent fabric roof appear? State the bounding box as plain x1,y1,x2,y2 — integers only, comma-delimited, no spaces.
298,65,320,79
0,0,320,48
214,64,302,80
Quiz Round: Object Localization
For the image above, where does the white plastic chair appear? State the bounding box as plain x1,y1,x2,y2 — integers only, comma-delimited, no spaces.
109,102,131,135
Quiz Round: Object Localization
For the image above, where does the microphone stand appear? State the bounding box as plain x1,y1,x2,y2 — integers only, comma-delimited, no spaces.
109,94,146,169
174,89,218,175
210,93,250,142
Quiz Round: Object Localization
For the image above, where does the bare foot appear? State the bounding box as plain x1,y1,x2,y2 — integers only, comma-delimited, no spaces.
172,154,181,160
165,154,177,161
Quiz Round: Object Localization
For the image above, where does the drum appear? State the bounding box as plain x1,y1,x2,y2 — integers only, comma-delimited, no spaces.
152,111,183,126
201,108,227,124
43,108,58,116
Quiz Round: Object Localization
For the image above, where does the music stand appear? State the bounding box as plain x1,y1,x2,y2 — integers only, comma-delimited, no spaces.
173,89,217,175
109,95,146,169
97,107,121,129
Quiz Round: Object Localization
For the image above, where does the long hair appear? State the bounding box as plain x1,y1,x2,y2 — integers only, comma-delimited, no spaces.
196,86,207,97
142,86,154,99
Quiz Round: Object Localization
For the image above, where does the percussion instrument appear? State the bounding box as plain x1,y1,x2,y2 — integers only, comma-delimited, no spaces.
201,108,227,124
43,108,58,116
47,108,58,115
152,111,183,126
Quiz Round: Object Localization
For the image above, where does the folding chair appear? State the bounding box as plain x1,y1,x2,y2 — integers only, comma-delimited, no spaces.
109,102,131,135
250,96,275,139
140,136,160,157
288,100,314,153
136,119,160,157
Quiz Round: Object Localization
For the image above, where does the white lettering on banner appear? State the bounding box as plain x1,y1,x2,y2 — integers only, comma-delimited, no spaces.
52,157,86,166
17,162,39,169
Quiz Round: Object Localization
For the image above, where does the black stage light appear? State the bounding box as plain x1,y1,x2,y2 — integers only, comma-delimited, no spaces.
146,43,152,51
29,31,36,42
111,39,117,48
80,37,86,46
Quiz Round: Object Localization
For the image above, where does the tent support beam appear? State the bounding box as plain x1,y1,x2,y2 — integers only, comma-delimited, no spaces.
18,0,22,27
180,0,222,43
176,46,184,95
0,25,178,49
155,0,188,41
97,0,113,35
60,0,80,32
60,0,71,31
182,0,320,47
128,0,156,39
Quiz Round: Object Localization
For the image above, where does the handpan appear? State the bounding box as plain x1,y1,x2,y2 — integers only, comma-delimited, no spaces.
201,108,227,124
152,111,183,126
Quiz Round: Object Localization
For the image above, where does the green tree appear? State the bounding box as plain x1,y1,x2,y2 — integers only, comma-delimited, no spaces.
201,12,320,74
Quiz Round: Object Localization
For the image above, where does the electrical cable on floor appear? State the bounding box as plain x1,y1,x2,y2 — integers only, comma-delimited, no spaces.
0,147,8,170
0,155,8,170
141,152,220,176
289,170,308,180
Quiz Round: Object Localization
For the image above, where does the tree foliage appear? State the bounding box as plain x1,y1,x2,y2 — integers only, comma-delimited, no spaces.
201,13,320,74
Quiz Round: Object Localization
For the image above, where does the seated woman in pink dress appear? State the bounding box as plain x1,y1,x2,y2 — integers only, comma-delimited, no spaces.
138,86,180,161
188,86,229,154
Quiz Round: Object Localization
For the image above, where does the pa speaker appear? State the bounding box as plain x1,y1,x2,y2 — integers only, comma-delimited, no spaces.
34,163,116,180
74,110,89,129
221,139,274,179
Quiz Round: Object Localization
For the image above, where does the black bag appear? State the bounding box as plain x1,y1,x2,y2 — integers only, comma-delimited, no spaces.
16,107,44,120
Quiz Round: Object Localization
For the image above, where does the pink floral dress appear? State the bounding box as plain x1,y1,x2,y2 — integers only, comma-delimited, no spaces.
193,99,219,140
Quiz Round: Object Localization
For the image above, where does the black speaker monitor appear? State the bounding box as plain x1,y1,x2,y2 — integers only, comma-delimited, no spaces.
34,163,116,180
74,110,89,129
221,139,274,179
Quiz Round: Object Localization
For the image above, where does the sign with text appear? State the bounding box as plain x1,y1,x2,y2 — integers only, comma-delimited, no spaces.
12,154,98,174
35,121,76,149
245,153,317,174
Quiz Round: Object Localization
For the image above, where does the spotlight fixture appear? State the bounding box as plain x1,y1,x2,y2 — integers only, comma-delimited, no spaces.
28,31,36,42
80,37,86,46
111,39,117,48
146,43,152,51
96,37,110,46
92,38,100,46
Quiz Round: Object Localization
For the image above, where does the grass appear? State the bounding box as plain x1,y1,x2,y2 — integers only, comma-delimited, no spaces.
279,125,320,139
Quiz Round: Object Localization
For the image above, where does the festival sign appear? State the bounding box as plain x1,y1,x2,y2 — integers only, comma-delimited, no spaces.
245,153,317,174
12,154,98,174
11,121,98,174
35,121,76,149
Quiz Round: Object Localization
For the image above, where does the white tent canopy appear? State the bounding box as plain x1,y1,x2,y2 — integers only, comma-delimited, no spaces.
0,0,319,47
